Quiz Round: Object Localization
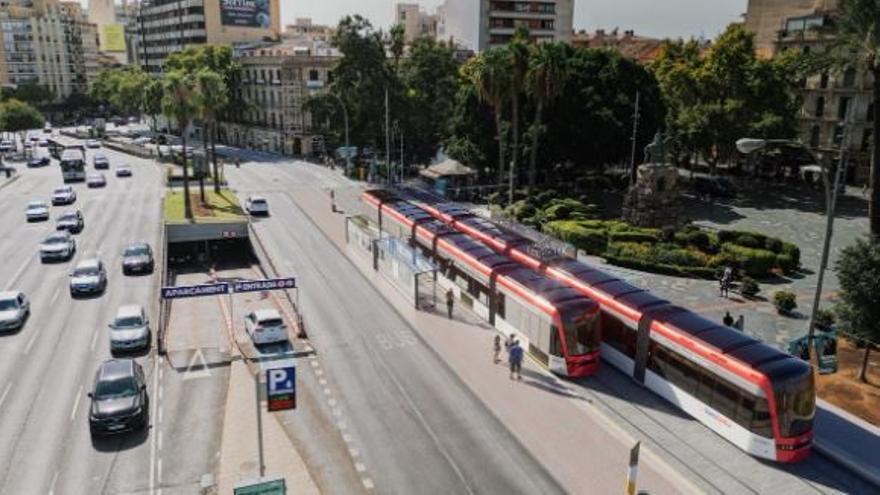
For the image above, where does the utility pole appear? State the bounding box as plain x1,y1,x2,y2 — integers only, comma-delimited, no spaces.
399,130,404,183
806,109,851,356
254,374,266,478
629,90,641,186
385,88,390,186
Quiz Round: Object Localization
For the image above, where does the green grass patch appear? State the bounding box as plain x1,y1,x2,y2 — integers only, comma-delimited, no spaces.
164,188,245,223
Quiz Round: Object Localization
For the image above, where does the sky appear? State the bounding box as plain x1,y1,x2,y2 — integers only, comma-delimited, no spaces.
280,0,750,40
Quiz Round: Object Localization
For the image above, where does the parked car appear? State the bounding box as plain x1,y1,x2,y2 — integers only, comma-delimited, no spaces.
69,258,107,296
693,176,737,199
108,305,150,353
27,155,50,167
0,291,29,332
0,140,14,152
88,359,149,436
116,165,132,177
93,154,109,169
245,196,269,216
40,231,76,262
26,201,50,222
121,243,154,275
56,210,85,234
244,308,288,345
51,186,77,206
87,173,107,188
85,139,101,149
37,139,49,147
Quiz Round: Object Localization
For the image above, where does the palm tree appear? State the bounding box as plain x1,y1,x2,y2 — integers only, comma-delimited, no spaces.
162,70,198,220
195,69,229,194
468,48,513,189
525,42,569,193
835,0,879,239
508,36,529,202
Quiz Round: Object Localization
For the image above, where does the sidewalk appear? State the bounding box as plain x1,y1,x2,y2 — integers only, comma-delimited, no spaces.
291,187,698,495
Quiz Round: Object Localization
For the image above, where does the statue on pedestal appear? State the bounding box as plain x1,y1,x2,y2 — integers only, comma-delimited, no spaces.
622,131,681,228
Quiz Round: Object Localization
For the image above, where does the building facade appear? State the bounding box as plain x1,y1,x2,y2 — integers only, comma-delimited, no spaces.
570,28,663,64
743,0,837,58
773,11,874,184
437,0,573,51
0,0,100,100
133,0,280,73
218,41,338,156
395,3,437,43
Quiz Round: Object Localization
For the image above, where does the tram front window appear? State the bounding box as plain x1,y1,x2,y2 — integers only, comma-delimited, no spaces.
562,311,600,356
775,372,816,437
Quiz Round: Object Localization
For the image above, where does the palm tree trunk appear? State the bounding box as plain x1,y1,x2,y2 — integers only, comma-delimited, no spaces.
510,92,519,201
528,101,543,193
211,120,220,193
858,344,872,382
199,123,207,202
181,132,193,220
495,107,506,189
870,68,880,241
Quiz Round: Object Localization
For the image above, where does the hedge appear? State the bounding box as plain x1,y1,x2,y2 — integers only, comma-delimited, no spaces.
604,254,718,279
609,231,659,244
781,242,800,268
721,244,778,278
544,221,607,255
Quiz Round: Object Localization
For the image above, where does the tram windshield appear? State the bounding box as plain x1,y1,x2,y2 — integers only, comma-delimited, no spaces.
774,372,816,437
562,310,601,356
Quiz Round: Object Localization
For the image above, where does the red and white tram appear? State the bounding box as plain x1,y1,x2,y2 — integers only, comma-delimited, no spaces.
363,190,602,377
364,189,815,463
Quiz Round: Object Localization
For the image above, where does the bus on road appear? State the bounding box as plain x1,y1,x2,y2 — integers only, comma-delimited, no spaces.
60,146,86,183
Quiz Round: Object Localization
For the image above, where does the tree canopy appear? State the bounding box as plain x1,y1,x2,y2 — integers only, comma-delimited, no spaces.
835,238,880,381
0,99,44,133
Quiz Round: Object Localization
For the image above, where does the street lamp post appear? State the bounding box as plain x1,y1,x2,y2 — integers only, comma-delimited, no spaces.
332,93,350,174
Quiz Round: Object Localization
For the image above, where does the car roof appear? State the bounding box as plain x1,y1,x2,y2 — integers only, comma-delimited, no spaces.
253,308,282,321
0,291,22,300
115,304,144,318
28,201,46,207
97,359,136,381
46,232,70,240
125,242,150,249
59,210,80,217
75,258,101,269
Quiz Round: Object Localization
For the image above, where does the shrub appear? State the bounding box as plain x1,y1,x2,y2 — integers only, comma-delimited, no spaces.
739,276,760,297
544,221,607,255
486,191,504,205
649,245,708,267
781,242,800,268
673,231,690,246
776,253,797,273
609,231,659,244
773,290,798,315
507,200,536,222
660,226,677,243
765,237,784,253
607,241,651,260
685,231,711,250
721,244,778,278
735,234,763,249
603,254,717,279
535,189,558,206
815,308,836,330
542,198,598,222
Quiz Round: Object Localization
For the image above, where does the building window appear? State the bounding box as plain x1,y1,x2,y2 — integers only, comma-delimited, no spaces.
838,96,851,120
810,125,820,148
820,71,829,89
842,67,856,88
815,96,825,117
309,69,319,81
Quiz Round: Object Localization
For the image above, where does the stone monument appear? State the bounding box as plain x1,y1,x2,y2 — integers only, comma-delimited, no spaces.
622,131,681,228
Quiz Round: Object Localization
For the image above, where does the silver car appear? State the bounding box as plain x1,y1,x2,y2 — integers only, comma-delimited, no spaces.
26,201,50,222
52,186,76,206
109,305,150,352
0,291,29,331
40,231,76,262
69,258,107,296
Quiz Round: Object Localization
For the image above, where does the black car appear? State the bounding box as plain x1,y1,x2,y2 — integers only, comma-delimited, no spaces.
122,243,154,275
88,359,149,436
27,156,50,167
56,210,85,234
693,176,737,199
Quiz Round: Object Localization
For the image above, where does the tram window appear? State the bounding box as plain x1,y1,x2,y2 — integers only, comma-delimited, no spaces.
751,398,774,438
696,369,717,403
549,325,562,357
495,292,505,319
712,377,741,420
676,353,699,394
648,343,666,377
737,395,756,429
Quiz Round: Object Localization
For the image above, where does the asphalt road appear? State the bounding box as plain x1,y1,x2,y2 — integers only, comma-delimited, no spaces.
0,134,222,494
226,160,564,494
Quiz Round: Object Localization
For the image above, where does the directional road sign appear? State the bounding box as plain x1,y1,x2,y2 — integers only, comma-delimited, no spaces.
266,366,296,411
232,277,296,293
161,282,229,299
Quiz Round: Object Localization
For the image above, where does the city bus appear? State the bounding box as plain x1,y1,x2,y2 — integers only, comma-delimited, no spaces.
46,138,66,159
364,189,816,463
59,146,86,183
363,190,602,378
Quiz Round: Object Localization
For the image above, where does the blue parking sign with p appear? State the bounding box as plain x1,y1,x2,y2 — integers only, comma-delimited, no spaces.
266,366,295,411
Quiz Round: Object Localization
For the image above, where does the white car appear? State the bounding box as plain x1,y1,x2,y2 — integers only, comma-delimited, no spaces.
87,173,107,188
0,291,29,331
109,304,150,352
37,139,49,147
116,165,132,177
69,258,107,296
93,154,109,169
245,196,269,216
85,139,101,149
244,309,288,345
40,231,76,262
52,186,77,206
0,140,14,152
132,137,152,145
26,201,50,222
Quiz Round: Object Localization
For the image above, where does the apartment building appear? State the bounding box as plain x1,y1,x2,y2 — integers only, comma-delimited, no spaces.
395,3,437,43
218,40,339,156
0,0,100,100
133,0,280,73
437,0,573,51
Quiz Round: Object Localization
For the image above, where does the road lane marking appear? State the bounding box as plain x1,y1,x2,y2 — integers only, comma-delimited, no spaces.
49,285,61,305
349,448,359,458
157,458,163,485
362,478,374,490
48,470,59,495
69,385,83,421
355,462,366,473
24,331,38,355
342,433,352,443
3,252,35,290
90,327,99,351
0,383,11,410
158,431,163,451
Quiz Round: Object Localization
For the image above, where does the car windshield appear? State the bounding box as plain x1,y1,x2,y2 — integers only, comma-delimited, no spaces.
124,245,148,256
74,266,99,276
95,377,138,399
775,372,816,437
46,235,68,244
113,316,143,329
27,203,45,210
252,199,267,206
54,188,68,194
259,317,284,327
0,299,18,311
59,213,77,221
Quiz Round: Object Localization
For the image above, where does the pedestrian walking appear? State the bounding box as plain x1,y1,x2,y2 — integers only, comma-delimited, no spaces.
719,266,733,297
330,189,336,213
723,311,734,327
734,314,744,331
505,333,515,354
509,340,524,380
446,289,454,319
493,334,501,364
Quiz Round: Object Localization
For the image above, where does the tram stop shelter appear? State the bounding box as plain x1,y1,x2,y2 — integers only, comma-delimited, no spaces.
419,159,477,200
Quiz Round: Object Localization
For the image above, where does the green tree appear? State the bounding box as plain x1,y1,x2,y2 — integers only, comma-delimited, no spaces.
165,45,243,123
195,69,229,194
467,47,513,185
834,0,879,239
0,83,54,109
144,79,163,132
0,99,44,146
88,66,151,117
835,238,880,382
507,34,529,197
162,71,198,219
524,41,569,192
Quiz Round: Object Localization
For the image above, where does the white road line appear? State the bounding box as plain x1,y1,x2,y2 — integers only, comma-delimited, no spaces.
157,458,163,484
69,386,83,421
89,327,99,351
314,369,323,376
24,332,38,355
158,431,163,451
4,253,33,290
323,388,332,396
337,420,347,430
355,462,366,473
49,285,61,305
342,433,352,443
158,405,163,425
327,398,337,407
0,383,11,410
47,470,59,495
318,378,327,386
349,448,360,458
362,478,374,490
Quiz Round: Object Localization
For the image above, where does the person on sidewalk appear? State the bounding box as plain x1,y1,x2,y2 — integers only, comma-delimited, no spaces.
505,333,515,354
723,311,734,327
446,289,454,319
493,334,501,364
509,340,524,380
235,157,241,168
734,314,744,331
330,189,336,213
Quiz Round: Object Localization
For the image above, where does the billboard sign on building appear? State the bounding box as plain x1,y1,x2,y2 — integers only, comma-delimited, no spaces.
101,24,126,52
219,0,272,28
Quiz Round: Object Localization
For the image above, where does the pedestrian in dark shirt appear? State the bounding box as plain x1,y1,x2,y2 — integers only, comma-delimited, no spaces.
446,289,454,319
723,311,734,327
509,340,524,380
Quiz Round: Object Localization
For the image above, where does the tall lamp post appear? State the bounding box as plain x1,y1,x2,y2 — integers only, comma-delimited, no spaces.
736,123,849,359
331,93,350,174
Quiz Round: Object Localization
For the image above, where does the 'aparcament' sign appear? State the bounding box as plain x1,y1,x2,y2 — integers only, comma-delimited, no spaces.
161,282,230,299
